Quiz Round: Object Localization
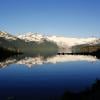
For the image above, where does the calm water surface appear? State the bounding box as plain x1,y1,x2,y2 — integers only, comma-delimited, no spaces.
0,55,100,100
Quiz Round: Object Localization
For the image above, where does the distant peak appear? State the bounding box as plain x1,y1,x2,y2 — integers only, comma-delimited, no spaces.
0,31,8,35
0,31,17,40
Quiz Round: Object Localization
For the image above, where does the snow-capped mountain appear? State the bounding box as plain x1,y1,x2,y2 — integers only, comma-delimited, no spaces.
0,31,99,47
0,31,97,47
18,32,98,47
0,31,17,40
89,39,100,45
47,36,97,47
0,30,100,56
0,31,58,54
18,32,45,42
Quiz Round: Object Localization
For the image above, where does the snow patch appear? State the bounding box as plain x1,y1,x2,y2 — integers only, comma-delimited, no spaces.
18,32,98,47
0,31,17,40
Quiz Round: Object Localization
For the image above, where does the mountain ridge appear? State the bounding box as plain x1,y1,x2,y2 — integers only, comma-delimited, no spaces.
18,32,98,48
0,31,98,47
0,31,100,54
0,31,58,54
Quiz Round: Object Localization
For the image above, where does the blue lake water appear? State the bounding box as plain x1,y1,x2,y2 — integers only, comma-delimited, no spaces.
0,55,100,100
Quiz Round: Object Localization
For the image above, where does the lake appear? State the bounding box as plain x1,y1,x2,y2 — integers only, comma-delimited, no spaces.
0,54,100,100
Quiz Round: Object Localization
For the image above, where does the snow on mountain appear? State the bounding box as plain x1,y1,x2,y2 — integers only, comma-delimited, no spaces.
18,32,45,42
89,39,100,45
18,32,97,47
0,31,17,40
0,31,98,47
47,36,97,47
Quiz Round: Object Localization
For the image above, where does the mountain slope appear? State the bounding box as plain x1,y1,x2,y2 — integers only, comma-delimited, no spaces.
18,32,99,53
18,32,45,42
0,31,58,55
72,38,100,54
0,31,99,54
18,32,97,47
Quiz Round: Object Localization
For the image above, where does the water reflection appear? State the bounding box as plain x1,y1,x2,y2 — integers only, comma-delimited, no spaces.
0,55,98,68
0,54,100,100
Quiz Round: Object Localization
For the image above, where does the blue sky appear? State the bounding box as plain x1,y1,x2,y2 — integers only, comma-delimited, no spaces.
0,0,100,37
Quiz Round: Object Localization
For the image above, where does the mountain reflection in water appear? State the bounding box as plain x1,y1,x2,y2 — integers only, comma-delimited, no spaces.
0,54,100,100
0,54,98,68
